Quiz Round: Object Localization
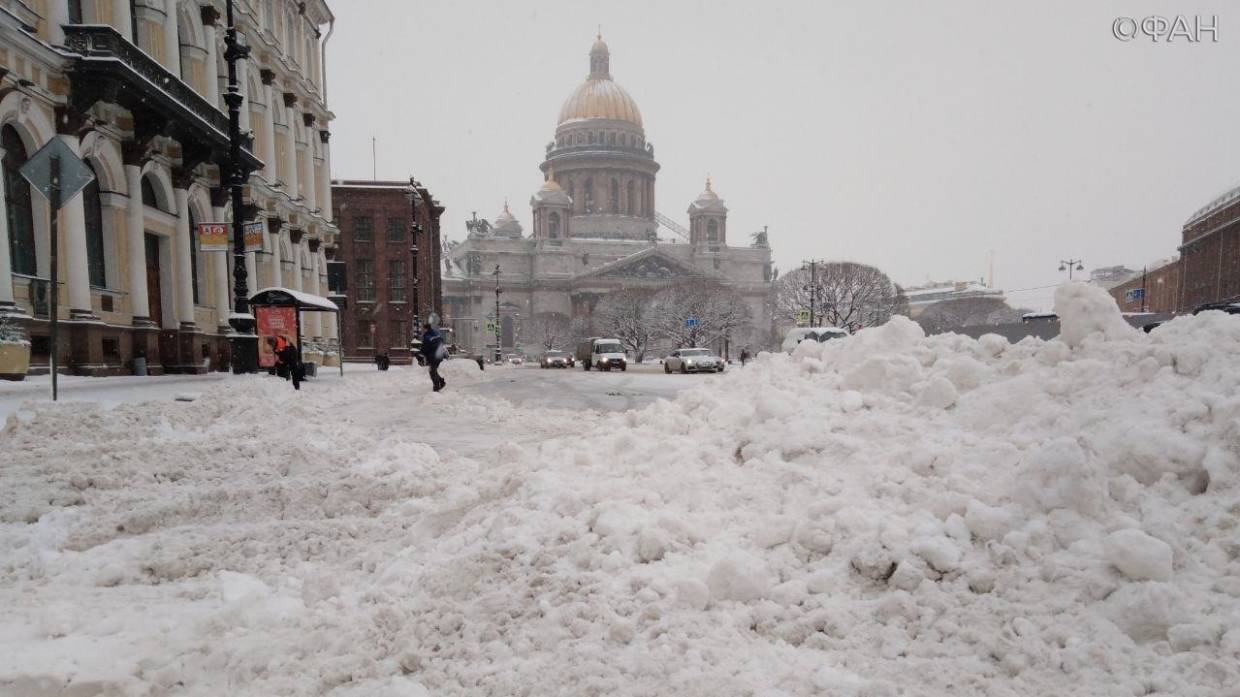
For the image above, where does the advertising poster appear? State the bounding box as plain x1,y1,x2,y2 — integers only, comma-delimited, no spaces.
256,306,298,368
197,222,228,252
244,221,266,253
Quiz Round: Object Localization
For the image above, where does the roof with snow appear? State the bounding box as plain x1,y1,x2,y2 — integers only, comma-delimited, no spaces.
249,287,340,312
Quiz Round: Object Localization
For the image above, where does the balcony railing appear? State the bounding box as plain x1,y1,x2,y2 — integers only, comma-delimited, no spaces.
62,24,262,170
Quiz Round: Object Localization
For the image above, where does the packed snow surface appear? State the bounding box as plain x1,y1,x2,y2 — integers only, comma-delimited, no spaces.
2,283,1239,696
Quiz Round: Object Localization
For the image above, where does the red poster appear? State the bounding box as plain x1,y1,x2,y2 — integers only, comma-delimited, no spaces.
256,306,298,368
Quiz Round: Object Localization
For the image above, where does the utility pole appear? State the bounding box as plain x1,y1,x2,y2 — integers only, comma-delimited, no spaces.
1058,258,1084,281
224,0,257,373
1141,265,1148,313
493,264,502,363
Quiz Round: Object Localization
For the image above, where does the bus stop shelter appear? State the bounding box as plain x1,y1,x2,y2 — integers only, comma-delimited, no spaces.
249,287,343,375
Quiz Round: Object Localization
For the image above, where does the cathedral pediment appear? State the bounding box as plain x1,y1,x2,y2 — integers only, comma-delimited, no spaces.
572,248,711,283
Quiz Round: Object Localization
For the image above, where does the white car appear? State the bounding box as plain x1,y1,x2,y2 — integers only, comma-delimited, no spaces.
782,327,849,353
664,348,724,374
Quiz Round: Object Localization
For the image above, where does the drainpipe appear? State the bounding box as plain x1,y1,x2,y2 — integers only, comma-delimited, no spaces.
319,15,334,101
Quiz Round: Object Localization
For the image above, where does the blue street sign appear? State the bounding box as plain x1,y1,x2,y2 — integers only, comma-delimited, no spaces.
1125,288,1145,303
685,316,699,328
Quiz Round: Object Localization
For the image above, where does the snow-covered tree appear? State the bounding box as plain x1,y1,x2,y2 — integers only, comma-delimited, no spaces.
596,289,657,361
775,262,906,333
649,280,752,349
525,312,572,351
916,297,1028,334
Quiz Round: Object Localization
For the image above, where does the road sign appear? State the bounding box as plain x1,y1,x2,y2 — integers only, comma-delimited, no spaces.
244,221,265,252
19,138,95,206
685,316,699,328
797,309,811,326
198,222,229,251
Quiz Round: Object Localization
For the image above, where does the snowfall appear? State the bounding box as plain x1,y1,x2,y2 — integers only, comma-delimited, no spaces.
2,283,1239,697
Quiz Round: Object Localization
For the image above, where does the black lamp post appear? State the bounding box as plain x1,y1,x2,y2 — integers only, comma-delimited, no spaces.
493,264,502,362
1058,258,1085,281
224,0,256,372
406,178,421,331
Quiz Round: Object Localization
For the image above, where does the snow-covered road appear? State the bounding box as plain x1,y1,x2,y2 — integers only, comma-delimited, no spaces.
2,284,1239,696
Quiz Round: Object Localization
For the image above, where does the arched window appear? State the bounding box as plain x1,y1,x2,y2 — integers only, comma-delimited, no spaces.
583,177,593,213
609,178,619,213
82,162,106,287
548,212,560,239
626,180,635,215
2,125,36,276
707,219,719,243
141,176,159,209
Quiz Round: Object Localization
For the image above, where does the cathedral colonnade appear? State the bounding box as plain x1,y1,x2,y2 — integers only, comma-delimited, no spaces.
0,0,338,377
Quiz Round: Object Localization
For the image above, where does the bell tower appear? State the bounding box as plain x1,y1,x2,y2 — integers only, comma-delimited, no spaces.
687,176,728,248
531,170,573,242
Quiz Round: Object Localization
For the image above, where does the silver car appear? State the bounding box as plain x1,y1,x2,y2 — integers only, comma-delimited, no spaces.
664,348,724,374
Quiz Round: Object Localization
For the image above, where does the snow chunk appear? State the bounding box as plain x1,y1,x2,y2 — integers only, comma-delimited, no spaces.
1054,282,1137,348
1104,582,1185,642
1105,528,1173,582
707,554,774,603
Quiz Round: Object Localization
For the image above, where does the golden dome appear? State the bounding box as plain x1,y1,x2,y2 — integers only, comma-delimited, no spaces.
558,79,643,128
556,35,643,128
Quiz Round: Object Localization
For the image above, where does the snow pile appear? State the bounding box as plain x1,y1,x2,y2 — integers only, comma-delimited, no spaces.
3,283,1240,696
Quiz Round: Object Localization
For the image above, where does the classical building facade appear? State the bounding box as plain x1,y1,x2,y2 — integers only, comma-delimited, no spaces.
0,0,336,376
331,179,444,364
442,36,773,355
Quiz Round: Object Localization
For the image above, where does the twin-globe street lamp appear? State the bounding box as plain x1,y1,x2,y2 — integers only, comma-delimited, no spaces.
223,0,257,373
1059,259,1085,281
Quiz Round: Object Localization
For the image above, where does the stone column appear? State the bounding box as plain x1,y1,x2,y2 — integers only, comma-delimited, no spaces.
115,0,134,42
318,129,333,220
237,39,251,133
46,0,70,45
282,93,299,198
0,146,14,310
123,162,151,323
261,70,278,182
308,241,322,338
300,116,316,213
163,0,182,76
321,247,336,347
211,199,230,331
56,133,94,319
246,244,258,291
200,6,221,108
172,185,196,329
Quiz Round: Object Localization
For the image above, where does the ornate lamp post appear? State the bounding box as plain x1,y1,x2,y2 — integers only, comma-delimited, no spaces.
406,178,422,331
1058,258,1085,281
224,0,257,372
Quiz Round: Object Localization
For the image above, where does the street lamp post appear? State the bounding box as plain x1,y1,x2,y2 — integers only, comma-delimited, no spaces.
223,0,257,373
406,179,421,331
493,264,502,363
1058,258,1085,281
802,259,822,326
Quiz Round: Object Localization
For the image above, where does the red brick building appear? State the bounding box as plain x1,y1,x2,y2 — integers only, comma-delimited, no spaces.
1178,187,1240,311
1108,258,1181,314
331,180,444,363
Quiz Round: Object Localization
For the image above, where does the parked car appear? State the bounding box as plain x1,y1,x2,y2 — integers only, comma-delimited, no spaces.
540,350,572,368
664,348,724,373
781,326,850,354
576,338,627,371
1192,301,1240,315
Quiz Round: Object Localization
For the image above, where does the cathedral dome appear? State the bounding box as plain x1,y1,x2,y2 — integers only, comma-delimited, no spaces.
556,36,643,128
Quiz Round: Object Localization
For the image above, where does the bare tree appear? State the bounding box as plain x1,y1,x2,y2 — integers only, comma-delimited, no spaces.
525,312,572,351
916,297,1027,334
775,262,906,333
649,280,752,349
596,289,657,361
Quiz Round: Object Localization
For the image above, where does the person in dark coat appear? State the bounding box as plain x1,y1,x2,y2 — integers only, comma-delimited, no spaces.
420,323,446,392
276,337,302,390
740,348,750,367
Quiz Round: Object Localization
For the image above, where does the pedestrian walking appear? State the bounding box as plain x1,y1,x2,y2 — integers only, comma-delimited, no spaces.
420,323,448,392
740,348,750,367
276,337,303,390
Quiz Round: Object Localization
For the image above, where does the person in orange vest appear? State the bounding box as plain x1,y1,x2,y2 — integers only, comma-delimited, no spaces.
273,335,291,379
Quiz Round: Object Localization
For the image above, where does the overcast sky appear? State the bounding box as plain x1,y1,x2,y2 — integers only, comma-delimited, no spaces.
325,1,1237,309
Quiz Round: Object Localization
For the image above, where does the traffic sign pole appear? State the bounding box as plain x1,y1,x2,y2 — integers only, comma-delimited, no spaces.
48,153,59,401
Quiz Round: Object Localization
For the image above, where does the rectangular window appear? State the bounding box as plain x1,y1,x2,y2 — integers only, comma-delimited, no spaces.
353,216,373,241
389,260,405,302
390,320,407,348
355,259,375,301
386,218,405,242
357,320,373,348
